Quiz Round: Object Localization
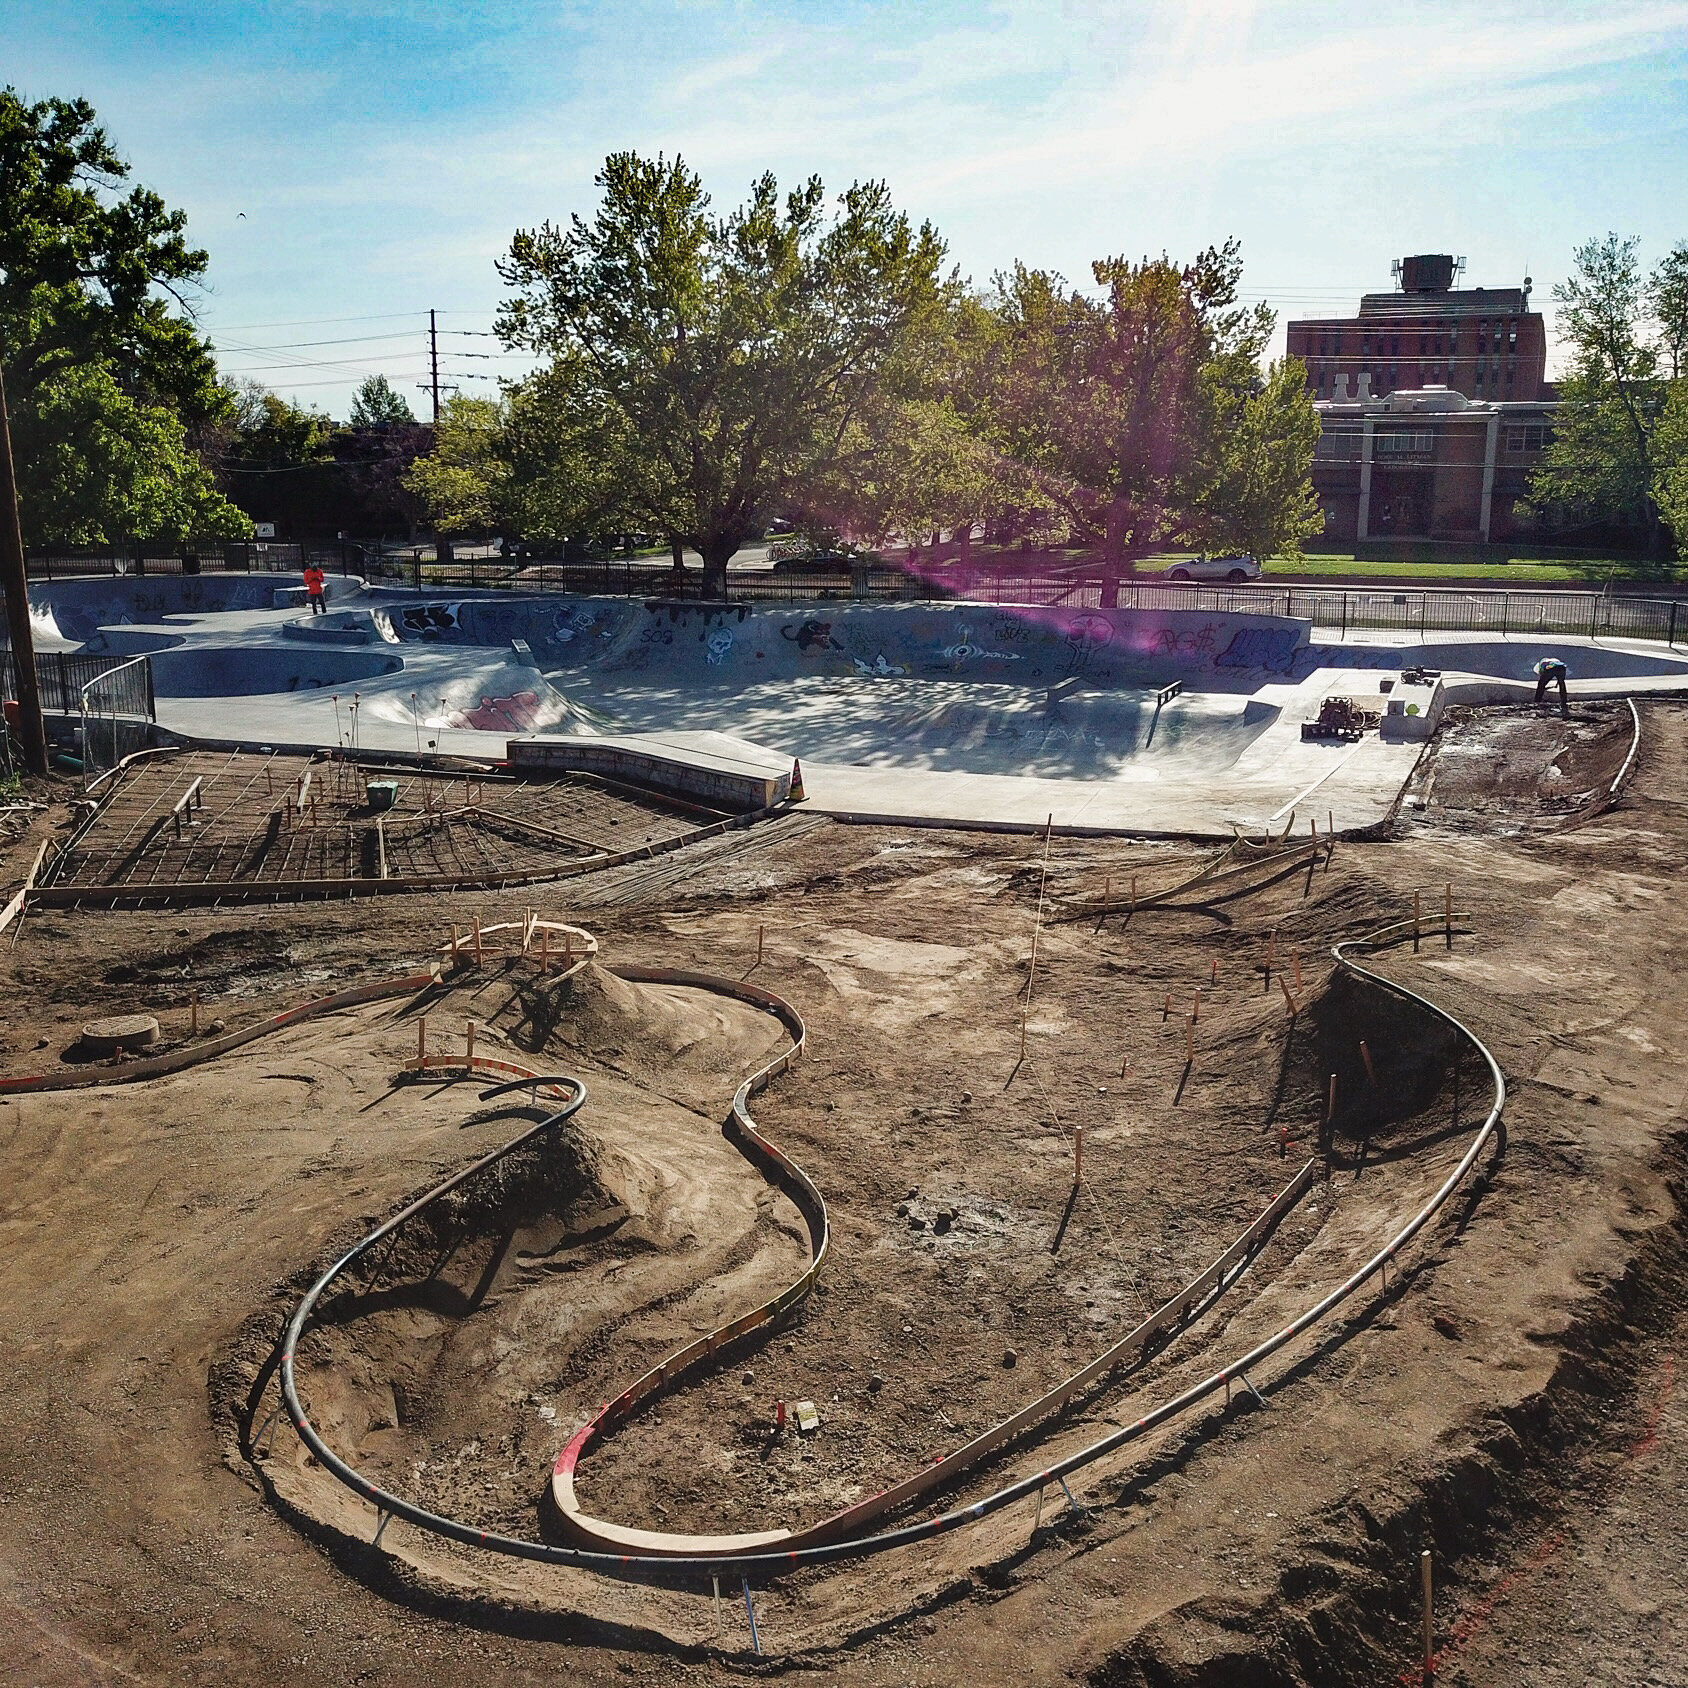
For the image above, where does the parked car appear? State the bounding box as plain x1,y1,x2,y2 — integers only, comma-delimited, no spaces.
1162,553,1261,583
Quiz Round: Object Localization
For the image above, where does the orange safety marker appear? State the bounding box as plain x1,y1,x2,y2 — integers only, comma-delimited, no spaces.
789,758,806,802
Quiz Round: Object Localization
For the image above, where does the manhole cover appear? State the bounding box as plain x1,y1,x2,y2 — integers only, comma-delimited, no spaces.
81,1014,161,1056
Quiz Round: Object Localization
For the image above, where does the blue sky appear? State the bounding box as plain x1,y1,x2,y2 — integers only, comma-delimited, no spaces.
9,0,1685,417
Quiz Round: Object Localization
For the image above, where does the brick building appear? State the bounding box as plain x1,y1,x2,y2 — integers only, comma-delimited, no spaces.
1286,253,1547,403
1288,256,1557,548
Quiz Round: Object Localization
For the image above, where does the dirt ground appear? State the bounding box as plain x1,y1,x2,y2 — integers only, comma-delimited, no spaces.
0,701,1683,1685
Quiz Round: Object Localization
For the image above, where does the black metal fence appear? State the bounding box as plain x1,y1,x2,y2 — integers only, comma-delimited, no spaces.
23,540,307,580
14,542,1685,647
1,651,157,718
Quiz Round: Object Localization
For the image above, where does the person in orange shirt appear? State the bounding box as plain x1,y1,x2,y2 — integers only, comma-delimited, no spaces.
303,563,327,615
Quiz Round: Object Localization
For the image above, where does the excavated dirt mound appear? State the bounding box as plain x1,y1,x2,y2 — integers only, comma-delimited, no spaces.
1,710,1685,1686
1403,701,1634,834
217,963,810,1562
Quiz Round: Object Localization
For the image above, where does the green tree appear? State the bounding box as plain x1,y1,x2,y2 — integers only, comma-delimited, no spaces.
1649,241,1688,381
403,396,508,534
0,88,234,542
981,242,1312,585
1528,233,1683,561
348,373,415,427
497,152,947,597
18,363,247,544
1186,356,1323,560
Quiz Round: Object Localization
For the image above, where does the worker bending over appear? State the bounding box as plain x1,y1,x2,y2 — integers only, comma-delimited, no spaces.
1533,656,1569,717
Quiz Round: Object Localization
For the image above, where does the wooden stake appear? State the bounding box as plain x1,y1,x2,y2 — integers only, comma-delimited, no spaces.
1444,883,1453,950
757,923,765,966
1184,1017,1194,1066
1073,1124,1084,1187
1210,956,1219,985
1293,952,1303,991
1360,1039,1377,1086
190,990,199,1037
1191,989,1201,1025
1327,1071,1338,1122
1163,991,1172,1023
465,1019,476,1064
1413,890,1422,953
1102,873,1110,912
540,925,549,964
1279,975,1298,1018
1420,1550,1434,1683
473,916,483,967
1130,874,1137,911
417,1016,427,1067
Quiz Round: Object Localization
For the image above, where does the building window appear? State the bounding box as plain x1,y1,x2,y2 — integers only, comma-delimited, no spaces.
1390,334,1400,356
1377,428,1434,455
1361,335,1371,357
1506,424,1552,452
1419,333,1428,354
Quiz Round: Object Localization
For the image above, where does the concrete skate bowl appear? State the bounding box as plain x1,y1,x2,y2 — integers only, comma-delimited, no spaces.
366,594,1315,776
24,574,300,647
189,885,1506,1653
145,647,404,697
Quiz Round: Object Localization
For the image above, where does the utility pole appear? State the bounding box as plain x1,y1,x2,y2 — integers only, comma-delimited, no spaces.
0,360,49,777
429,308,441,424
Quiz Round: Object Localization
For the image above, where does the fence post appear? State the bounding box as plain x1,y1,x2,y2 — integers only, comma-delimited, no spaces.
1670,600,1679,649
1589,593,1599,640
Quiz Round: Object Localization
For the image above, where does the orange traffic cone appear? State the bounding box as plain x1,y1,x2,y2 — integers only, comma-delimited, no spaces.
789,758,806,802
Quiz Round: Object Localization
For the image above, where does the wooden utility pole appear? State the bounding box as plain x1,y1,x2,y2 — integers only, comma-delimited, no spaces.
429,309,441,424
0,361,48,776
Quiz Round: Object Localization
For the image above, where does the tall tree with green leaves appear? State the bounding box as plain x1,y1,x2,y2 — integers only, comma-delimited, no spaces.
1529,233,1686,562
348,374,416,428
981,241,1315,582
496,152,948,598
0,88,245,543
403,396,508,534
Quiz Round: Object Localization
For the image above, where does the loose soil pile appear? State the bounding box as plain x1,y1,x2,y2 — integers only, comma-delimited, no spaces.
0,703,1682,1685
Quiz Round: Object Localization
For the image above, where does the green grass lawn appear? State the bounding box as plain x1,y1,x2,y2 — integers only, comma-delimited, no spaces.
1255,554,1666,584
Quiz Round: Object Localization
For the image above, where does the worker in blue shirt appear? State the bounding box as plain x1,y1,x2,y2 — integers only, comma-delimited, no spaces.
1533,656,1568,717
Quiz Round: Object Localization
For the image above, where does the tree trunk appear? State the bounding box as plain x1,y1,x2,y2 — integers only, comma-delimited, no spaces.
700,536,735,602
